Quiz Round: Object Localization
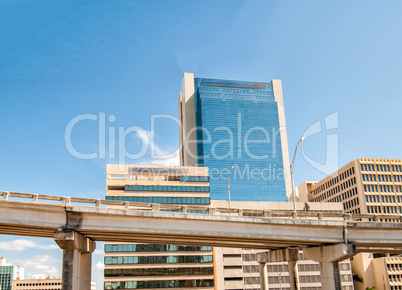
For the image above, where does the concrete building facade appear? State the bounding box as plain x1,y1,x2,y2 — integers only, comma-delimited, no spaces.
0,258,23,290
178,73,292,202
12,279,62,290
297,158,402,218
352,253,402,290
104,164,214,290
12,279,95,290
297,158,402,290
211,201,354,290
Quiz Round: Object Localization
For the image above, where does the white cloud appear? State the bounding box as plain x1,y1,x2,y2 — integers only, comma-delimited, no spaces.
20,255,61,278
39,244,60,250
0,239,61,251
93,249,104,255
92,261,104,271
0,239,39,251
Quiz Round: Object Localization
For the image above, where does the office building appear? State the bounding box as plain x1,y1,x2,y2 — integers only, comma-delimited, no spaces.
297,158,402,218
12,279,62,290
0,258,24,290
211,201,354,290
12,279,95,290
178,73,291,202
351,253,402,290
297,158,402,290
104,164,214,290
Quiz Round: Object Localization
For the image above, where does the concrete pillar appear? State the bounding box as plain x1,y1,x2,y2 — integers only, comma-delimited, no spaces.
288,260,299,290
320,260,341,289
54,229,96,290
259,262,269,290
303,243,356,290
257,247,300,290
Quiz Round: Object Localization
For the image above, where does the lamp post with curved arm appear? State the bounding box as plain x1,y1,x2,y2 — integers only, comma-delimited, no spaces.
291,136,304,212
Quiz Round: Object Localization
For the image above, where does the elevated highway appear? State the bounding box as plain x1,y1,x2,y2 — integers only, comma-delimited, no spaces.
1,191,402,290
1,191,402,250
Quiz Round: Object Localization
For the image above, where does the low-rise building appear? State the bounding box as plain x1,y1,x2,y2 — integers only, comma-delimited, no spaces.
12,279,62,290
12,279,95,290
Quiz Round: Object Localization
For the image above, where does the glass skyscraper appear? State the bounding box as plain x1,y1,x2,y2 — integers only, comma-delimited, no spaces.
179,73,291,201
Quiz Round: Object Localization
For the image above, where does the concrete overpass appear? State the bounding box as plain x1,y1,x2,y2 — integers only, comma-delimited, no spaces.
1,191,402,290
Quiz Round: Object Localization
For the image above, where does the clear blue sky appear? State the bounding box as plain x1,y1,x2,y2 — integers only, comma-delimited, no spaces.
1,1,401,288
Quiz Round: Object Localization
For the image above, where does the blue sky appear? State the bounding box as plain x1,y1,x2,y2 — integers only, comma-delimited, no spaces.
1,0,402,288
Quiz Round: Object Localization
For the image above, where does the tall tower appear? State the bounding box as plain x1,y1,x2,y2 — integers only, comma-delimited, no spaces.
179,73,291,201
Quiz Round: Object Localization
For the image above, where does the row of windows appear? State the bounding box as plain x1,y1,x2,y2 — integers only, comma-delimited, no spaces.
105,196,210,205
243,265,260,273
349,208,361,214
364,174,402,183
15,283,61,286
298,263,320,272
364,184,402,193
361,163,402,173
389,274,402,282
104,267,213,277
242,253,257,261
324,187,358,204
104,279,214,289
340,274,352,282
180,176,209,182
316,178,356,201
365,194,402,204
104,255,213,265
268,276,289,284
105,244,212,252
245,277,261,285
312,167,355,196
367,205,402,214
125,185,210,192
344,198,360,210
387,263,402,272
266,264,289,273
299,275,321,283
312,183,357,203
363,174,377,182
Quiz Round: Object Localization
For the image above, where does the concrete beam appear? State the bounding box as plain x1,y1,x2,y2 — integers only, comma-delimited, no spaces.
303,243,356,263
257,247,299,263
303,244,356,290
54,229,96,290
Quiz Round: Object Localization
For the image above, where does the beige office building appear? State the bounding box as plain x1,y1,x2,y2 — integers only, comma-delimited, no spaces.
297,158,402,289
12,279,62,290
297,158,402,218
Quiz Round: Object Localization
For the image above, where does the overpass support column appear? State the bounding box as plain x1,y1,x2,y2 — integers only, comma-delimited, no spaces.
257,247,300,290
303,243,356,290
54,228,96,290
258,262,269,290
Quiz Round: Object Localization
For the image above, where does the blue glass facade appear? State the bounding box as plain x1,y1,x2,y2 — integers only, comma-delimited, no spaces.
193,78,287,202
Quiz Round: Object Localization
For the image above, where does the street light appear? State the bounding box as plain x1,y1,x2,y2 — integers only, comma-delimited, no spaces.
291,136,304,212
228,165,235,208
